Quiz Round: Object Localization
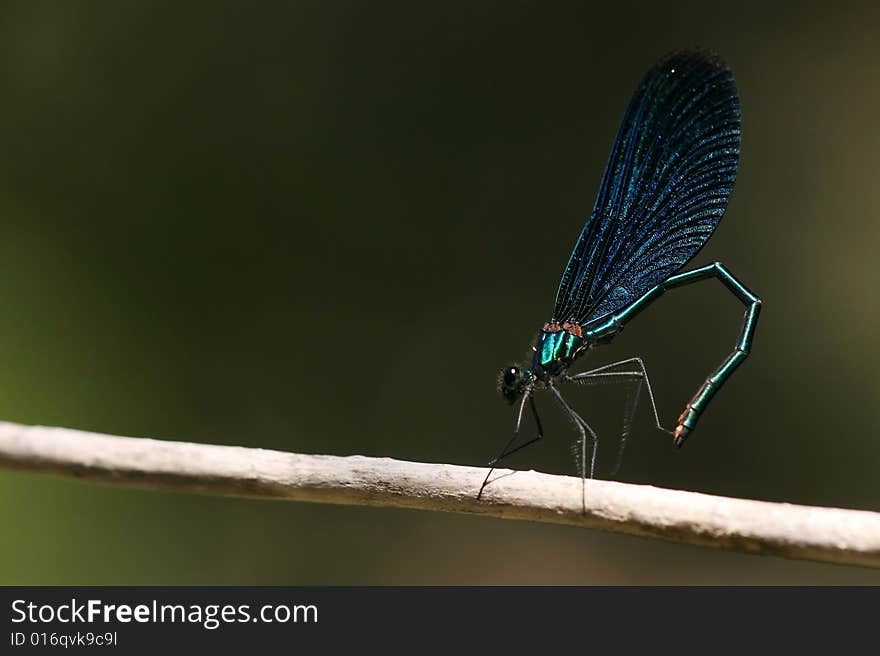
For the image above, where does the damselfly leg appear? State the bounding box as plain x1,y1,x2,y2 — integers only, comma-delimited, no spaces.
488,396,544,465
477,392,544,500
549,385,599,511
565,357,673,477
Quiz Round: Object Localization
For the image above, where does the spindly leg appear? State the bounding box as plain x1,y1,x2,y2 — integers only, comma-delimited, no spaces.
566,357,672,434
549,385,599,511
477,392,543,499
591,262,761,447
565,357,673,477
548,385,600,479
489,396,545,465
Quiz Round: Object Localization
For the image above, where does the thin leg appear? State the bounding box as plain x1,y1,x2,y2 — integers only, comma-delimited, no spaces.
488,396,544,464
550,385,599,512
612,376,642,477
566,357,672,434
477,392,543,500
586,262,761,447
568,371,642,478
566,357,673,477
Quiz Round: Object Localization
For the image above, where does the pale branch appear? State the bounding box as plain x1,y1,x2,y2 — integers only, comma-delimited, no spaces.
0,420,878,568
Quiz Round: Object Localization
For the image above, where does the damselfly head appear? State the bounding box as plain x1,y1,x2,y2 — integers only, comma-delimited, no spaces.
498,365,529,404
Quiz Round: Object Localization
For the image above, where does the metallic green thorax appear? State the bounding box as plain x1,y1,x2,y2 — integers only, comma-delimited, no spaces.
531,329,585,379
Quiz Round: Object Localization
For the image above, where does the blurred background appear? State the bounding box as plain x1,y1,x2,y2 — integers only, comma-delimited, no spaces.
0,1,878,584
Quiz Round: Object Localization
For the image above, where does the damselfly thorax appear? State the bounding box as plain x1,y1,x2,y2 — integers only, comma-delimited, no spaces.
531,322,586,378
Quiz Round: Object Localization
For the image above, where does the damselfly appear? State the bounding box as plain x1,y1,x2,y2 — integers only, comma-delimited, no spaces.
480,50,761,499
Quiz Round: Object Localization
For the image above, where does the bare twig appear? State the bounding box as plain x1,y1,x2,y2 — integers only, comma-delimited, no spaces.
0,420,878,568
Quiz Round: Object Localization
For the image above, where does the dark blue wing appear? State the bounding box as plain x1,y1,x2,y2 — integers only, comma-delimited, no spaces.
553,50,741,325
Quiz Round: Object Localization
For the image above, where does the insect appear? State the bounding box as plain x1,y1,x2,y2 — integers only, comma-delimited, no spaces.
479,50,761,500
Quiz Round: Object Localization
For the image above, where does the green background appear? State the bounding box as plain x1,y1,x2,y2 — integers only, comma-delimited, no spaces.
1,1,879,584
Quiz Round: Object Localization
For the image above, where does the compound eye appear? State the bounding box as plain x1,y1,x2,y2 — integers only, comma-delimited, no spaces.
502,367,520,386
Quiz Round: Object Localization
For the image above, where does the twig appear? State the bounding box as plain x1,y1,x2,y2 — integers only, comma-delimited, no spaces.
0,420,878,568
